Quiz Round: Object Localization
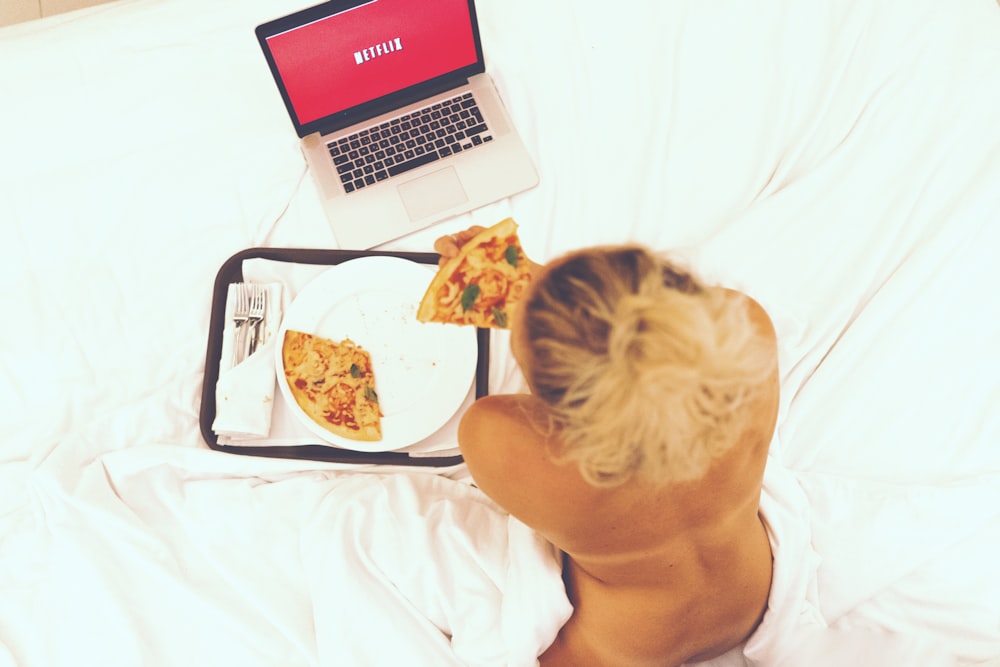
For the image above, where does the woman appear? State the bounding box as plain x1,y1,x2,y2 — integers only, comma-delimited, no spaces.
438,234,781,666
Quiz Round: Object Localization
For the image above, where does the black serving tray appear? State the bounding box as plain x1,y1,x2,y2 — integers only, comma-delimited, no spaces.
198,247,489,467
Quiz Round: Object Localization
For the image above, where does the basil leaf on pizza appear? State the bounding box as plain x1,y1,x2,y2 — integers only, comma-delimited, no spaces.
460,284,481,312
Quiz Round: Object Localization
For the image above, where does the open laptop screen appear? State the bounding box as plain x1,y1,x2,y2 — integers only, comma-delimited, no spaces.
258,0,482,136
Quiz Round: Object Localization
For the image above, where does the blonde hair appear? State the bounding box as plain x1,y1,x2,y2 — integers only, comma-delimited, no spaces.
519,246,775,487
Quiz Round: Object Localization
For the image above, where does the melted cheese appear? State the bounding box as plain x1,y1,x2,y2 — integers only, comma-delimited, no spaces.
435,235,532,325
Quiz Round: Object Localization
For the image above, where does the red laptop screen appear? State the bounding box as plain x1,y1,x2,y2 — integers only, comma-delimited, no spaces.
265,0,479,126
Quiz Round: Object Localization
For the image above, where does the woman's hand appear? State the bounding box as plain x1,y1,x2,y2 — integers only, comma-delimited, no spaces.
433,225,486,266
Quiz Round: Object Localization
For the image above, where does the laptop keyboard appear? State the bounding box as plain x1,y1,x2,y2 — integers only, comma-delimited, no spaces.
329,91,493,194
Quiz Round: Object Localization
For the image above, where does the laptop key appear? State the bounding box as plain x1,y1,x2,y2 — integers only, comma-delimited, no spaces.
387,151,439,177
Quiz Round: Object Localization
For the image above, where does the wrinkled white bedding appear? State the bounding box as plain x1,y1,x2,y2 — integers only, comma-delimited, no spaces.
2,0,999,665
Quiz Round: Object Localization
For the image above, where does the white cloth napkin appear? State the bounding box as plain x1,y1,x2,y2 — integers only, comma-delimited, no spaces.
211,282,284,438
213,257,471,457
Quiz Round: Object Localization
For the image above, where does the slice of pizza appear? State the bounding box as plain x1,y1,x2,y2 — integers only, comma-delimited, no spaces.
417,218,534,328
281,330,382,441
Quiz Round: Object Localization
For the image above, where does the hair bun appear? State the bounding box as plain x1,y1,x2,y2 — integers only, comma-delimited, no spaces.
517,245,774,487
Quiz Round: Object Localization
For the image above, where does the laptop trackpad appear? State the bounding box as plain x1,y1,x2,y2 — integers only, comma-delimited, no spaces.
397,167,468,220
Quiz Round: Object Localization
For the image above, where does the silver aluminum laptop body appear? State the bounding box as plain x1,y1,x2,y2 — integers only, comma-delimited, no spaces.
256,0,538,249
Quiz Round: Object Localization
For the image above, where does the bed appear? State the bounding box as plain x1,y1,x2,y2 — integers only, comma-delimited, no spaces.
2,0,999,665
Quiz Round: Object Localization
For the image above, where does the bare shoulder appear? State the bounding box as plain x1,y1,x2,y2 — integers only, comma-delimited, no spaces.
458,395,594,534
725,288,777,342
458,394,552,471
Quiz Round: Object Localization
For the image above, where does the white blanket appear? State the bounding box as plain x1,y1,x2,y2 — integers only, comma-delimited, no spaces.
3,448,567,666
2,0,999,664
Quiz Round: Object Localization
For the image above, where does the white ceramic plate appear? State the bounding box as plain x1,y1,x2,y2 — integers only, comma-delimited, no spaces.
274,256,478,452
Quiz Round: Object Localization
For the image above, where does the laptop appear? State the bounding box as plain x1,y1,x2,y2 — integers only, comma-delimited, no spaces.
255,0,539,249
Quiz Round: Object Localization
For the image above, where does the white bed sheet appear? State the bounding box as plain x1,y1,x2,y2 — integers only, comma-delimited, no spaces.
2,0,999,665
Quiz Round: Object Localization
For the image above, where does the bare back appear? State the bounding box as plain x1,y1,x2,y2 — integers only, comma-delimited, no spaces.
458,300,780,666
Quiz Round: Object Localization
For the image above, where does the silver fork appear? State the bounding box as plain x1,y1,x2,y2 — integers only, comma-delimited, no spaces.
246,285,267,359
231,283,250,366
